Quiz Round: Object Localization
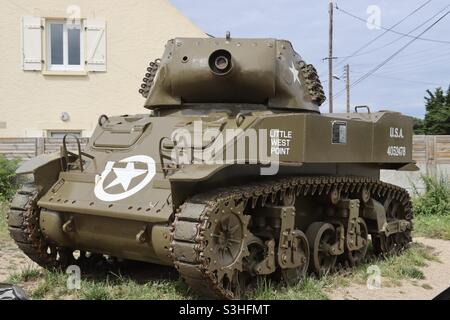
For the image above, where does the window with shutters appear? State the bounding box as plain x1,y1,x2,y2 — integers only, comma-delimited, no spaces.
21,16,107,73
46,20,84,71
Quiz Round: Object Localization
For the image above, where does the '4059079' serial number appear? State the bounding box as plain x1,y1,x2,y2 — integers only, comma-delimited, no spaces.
387,145,406,157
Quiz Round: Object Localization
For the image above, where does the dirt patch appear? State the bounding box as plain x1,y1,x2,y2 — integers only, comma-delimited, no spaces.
0,237,41,283
327,238,450,300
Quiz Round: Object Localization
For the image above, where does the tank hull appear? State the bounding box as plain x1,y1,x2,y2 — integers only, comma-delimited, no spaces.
23,110,416,266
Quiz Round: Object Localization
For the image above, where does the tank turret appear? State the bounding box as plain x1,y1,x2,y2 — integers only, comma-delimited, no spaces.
140,36,326,112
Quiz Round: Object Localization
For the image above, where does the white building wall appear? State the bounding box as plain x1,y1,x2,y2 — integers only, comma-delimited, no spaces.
0,0,205,137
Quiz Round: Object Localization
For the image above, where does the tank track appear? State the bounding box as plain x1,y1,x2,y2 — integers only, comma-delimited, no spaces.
7,180,105,270
139,58,161,98
294,53,326,106
170,176,413,299
299,63,326,106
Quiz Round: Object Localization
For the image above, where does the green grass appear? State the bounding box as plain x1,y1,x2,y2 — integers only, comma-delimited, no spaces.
413,215,450,240
249,276,330,300
371,243,437,282
30,270,70,300
412,175,450,217
412,174,450,240
23,268,193,300
333,242,437,289
78,277,192,300
248,242,437,299
7,265,41,284
5,242,439,300
334,243,434,288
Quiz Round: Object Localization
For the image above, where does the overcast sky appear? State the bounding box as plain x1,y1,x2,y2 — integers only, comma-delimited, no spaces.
170,0,450,118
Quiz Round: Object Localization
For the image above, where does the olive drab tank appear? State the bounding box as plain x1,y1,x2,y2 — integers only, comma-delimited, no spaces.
8,35,417,299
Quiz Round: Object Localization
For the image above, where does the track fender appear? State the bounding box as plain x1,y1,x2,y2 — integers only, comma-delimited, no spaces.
169,164,230,182
16,153,63,193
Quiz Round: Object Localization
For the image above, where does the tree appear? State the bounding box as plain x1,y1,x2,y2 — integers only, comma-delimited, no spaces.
423,86,450,135
413,117,425,134
0,155,19,201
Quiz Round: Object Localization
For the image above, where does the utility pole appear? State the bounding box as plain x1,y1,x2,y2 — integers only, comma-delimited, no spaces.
345,64,350,113
328,0,334,113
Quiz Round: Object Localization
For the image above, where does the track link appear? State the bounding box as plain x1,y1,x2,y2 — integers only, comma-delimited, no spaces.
7,182,64,268
170,176,413,299
7,180,107,270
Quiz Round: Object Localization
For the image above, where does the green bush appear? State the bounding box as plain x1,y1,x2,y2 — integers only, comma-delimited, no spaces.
413,175,450,216
0,155,19,201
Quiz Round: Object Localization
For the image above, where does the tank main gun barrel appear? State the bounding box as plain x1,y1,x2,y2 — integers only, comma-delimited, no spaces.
209,49,233,76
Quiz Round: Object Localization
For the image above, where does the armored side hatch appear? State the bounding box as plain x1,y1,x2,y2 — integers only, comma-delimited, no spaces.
93,115,152,148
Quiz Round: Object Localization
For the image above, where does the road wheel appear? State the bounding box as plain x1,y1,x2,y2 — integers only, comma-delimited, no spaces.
306,222,337,276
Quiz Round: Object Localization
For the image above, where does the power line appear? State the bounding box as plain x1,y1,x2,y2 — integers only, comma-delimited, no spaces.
351,70,446,86
334,3,450,61
386,44,450,60
316,45,449,82
319,0,433,77
336,5,450,45
333,10,450,99
374,54,450,75
352,50,450,74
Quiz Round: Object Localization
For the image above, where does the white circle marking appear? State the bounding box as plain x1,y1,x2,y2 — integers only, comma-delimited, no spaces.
94,155,156,202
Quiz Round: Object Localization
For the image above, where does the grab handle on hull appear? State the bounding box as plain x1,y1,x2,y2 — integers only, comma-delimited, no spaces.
62,134,94,172
354,105,371,114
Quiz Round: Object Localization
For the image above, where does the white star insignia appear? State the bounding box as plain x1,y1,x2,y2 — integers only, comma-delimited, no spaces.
289,62,300,85
105,162,147,192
